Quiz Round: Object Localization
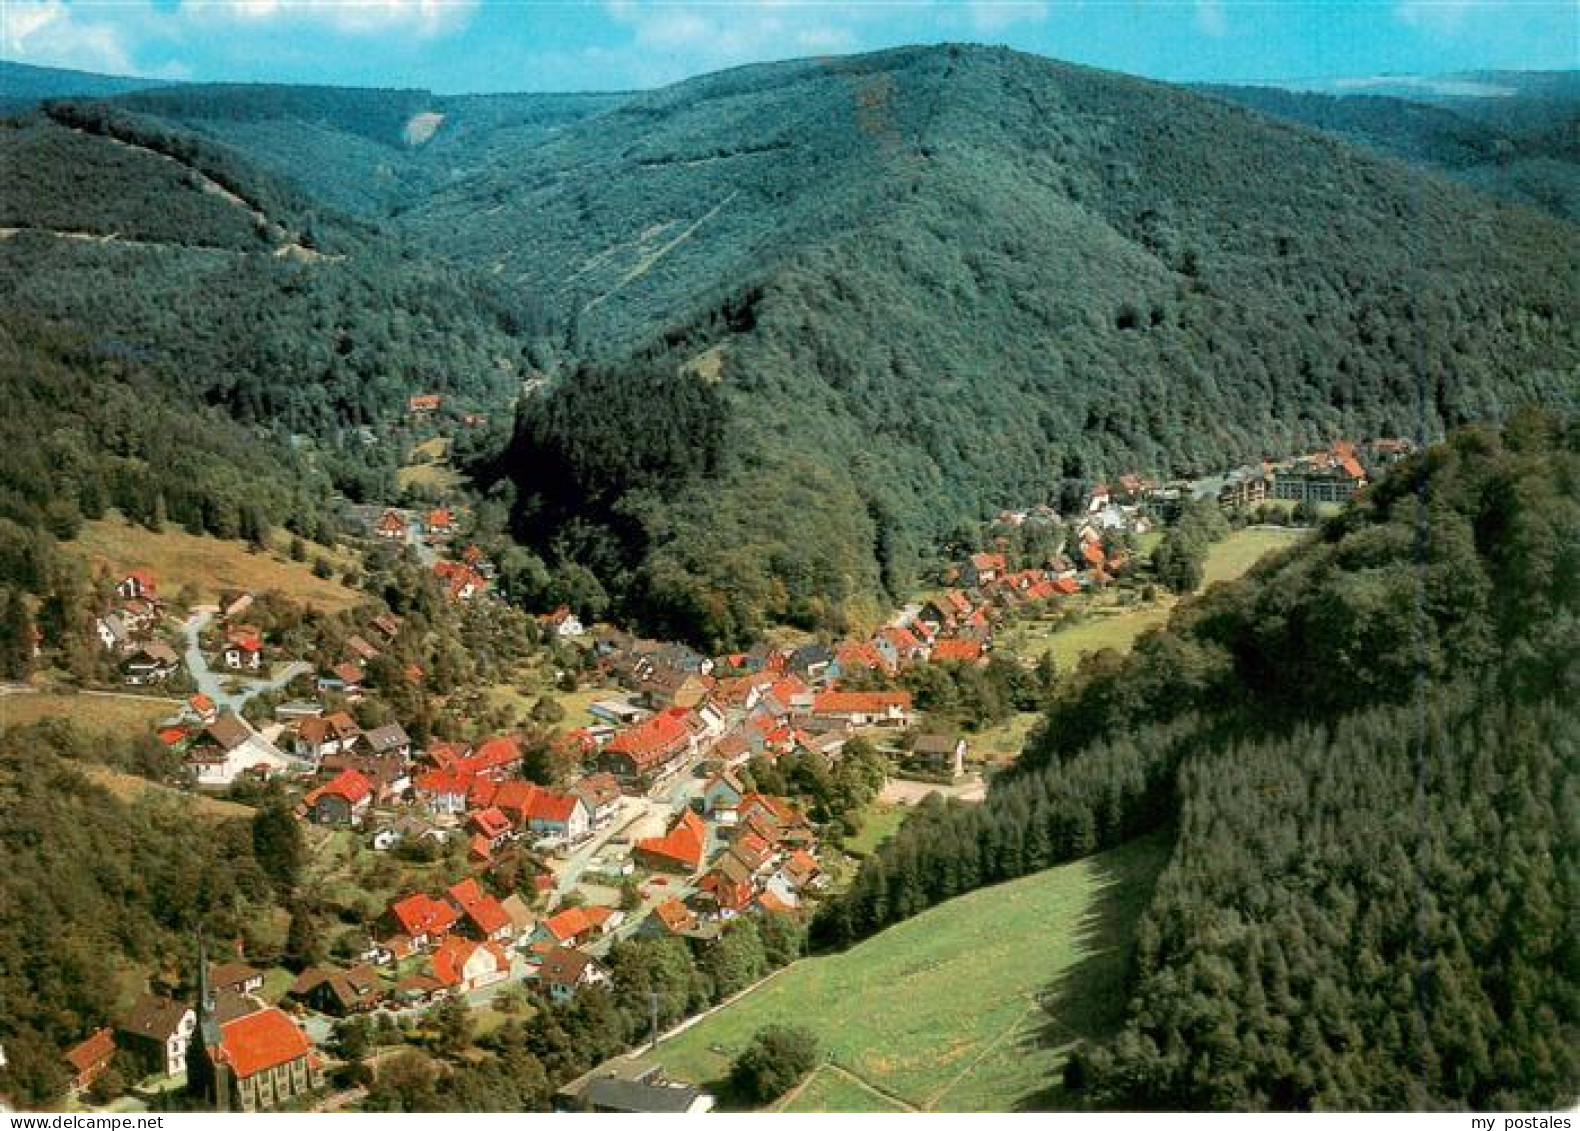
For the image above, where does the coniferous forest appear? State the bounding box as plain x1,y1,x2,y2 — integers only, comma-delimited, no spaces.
814,412,1578,1109
0,43,1575,1114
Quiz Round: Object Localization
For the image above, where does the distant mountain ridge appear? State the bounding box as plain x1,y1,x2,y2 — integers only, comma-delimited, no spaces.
4,47,1577,644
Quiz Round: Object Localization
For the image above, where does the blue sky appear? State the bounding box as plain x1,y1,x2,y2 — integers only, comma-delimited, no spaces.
2,1,1575,93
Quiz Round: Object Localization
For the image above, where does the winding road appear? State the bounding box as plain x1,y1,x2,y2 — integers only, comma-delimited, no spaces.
180,610,312,714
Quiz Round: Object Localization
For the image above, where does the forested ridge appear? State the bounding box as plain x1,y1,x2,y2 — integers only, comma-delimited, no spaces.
815,412,1578,1110
6,47,1577,645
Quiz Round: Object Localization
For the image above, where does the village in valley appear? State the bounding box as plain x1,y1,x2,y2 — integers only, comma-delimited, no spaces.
32,401,1415,1114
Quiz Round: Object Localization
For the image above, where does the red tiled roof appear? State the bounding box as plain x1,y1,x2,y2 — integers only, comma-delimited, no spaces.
930,639,983,664
65,1028,116,1076
305,768,372,807
470,807,513,840
390,893,459,938
158,725,190,747
652,898,695,933
605,710,691,769
414,767,474,797
524,789,583,825
812,690,912,715
218,1008,310,1079
457,735,521,777
541,907,594,943
189,693,215,714
634,810,707,872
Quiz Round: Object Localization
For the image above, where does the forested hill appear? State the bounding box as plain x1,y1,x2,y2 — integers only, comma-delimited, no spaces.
472,45,1578,645
1201,72,1580,220
98,83,631,218
8,49,1579,646
0,61,175,114
815,412,1579,1109
0,103,538,580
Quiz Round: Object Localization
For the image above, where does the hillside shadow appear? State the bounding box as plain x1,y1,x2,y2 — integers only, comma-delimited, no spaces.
1013,829,1175,1112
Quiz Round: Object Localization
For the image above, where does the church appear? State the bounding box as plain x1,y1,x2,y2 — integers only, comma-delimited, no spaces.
187,935,322,1112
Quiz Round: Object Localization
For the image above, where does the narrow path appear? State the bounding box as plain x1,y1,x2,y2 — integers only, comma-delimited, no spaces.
922,996,1043,1111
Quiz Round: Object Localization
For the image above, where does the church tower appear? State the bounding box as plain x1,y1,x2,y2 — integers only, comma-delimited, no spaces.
185,928,231,1112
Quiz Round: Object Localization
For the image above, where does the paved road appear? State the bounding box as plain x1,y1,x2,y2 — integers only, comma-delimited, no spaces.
405,519,438,568
180,611,311,715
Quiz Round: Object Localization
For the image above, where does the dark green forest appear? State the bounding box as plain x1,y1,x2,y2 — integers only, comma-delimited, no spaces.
814,412,1578,1109
5,47,1577,643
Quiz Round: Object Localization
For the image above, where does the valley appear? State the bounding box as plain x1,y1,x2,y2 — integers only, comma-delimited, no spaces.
0,41,1574,1117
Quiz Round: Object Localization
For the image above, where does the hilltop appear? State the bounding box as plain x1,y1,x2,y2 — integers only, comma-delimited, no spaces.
5,46,1578,646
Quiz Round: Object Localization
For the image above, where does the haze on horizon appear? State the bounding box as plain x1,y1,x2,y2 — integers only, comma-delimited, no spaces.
1,1,1575,96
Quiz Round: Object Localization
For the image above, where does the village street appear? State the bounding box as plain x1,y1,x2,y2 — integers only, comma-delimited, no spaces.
180,609,312,714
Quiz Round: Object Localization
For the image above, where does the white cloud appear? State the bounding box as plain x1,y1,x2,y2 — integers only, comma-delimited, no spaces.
1393,0,1483,34
2,0,135,72
596,0,873,80
1195,0,1227,37
964,1,1048,34
180,0,480,39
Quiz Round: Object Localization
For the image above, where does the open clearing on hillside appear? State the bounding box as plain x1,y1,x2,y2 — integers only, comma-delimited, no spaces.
73,517,361,612
649,832,1171,1111
0,690,175,735
398,436,464,493
1200,525,1305,587
1002,526,1305,670
82,765,255,820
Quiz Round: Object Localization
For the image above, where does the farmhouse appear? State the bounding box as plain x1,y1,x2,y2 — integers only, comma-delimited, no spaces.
538,946,609,1005
303,768,373,827
810,689,914,727
63,1029,116,1095
599,709,695,783
116,996,196,1079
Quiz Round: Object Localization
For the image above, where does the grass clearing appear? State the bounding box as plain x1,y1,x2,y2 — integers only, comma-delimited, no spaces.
80,764,255,819
73,516,361,612
1200,525,1305,588
779,1065,912,1112
0,690,176,736
842,803,909,859
970,711,1042,766
650,832,1172,1111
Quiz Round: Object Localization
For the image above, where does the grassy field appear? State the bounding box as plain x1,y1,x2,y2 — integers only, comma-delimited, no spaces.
969,711,1043,767
81,765,255,819
73,517,362,612
841,802,909,858
1001,526,1305,672
1200,525,1305,588
398,436,465,493
0,690,177,736
780,1065,912,1112
650,832,1172,1111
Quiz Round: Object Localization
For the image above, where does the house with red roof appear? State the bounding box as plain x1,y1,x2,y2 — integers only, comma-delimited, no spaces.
188,692,218,725
929,638,985,666
810,689,914,727
412,767,472,816
634,809,708,875
303,768,373,827
457,734,523,779
448,879,517,943
533,906,600,949
222,626,264,672
388,893,461,948
375,509,407,540
523,789,590,843
63,1028,116,1094
963,551,1007,587
211,1006,320,1112
431,936,511,994
469,806,515,849
115,570,158,602
598,709,695,784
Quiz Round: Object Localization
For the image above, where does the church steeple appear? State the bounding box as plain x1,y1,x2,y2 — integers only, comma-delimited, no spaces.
197,928,220,1050
187,925,231,1112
